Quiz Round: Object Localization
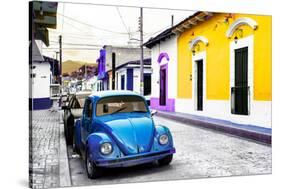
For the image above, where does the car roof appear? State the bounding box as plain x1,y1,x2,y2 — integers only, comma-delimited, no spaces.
89,90,142,99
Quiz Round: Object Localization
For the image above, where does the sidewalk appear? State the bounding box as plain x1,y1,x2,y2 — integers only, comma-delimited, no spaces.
29,110,71,188
156,111,271,145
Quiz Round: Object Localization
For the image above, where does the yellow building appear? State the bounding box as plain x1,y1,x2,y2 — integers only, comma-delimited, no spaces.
173,12,271,128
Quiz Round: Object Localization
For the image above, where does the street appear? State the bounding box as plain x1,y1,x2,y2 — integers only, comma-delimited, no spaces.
30,110,61,188
29,2,273,188
67,115,271,187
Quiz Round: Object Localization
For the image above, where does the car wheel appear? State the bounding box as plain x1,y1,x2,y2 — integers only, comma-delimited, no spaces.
85,150,103,179
66,116,74,145
158,154,173,166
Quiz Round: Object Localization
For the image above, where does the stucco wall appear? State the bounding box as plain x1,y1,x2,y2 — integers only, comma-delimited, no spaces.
176,13,271,127
116,66,151,94
150,36,178,100
177,13,271,101
105,46,151,71
31,63,51,99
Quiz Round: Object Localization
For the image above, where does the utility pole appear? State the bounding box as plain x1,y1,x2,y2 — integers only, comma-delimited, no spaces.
59,35,62,107
52,54,55,84
139,7,144,95
59,35,62,85
55,51,59,83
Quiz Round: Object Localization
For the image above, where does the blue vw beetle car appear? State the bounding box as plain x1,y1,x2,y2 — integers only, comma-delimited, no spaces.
73,90,175,179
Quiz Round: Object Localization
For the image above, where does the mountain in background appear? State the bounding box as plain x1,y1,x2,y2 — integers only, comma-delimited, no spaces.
62,60,97,74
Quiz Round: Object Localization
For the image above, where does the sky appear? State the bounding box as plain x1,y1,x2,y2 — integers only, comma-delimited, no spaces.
42,2,195,63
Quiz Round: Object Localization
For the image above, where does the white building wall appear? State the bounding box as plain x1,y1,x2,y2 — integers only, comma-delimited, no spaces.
105,46,151,71
116,67,151,95
175,99,271,128
116,68,127,90
150,36,178,99
132,67,152,95
32,63,51,99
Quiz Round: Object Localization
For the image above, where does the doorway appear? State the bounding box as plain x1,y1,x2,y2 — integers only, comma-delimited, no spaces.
196,60,203,111
121,75,125,90
144,73,151,96
232,47,249,115
159,65,167,106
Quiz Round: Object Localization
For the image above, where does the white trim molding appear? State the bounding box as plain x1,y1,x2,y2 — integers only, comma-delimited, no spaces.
192,51,207,112
189,36,209,50
226,17,258,38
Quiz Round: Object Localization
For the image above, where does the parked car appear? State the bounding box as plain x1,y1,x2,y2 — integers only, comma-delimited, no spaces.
61,92,70,108
73,90,176,179
62,91,92,145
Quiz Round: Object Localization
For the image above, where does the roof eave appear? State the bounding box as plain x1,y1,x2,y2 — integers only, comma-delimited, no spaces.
172,11,213,35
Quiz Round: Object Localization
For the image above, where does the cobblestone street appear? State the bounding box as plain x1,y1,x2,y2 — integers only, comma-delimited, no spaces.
68,116,272,187
30,110,61,189
29,110,272,188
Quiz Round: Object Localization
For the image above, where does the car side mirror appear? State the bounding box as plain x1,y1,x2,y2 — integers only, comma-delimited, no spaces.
151,110,158,117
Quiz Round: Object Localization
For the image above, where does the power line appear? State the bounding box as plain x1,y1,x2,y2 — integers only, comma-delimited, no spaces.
116,7,129,34
55,1,198,12
49,32,97,40
42,47,101,50
49,41,103,47
63,20,94,34
57,12,129,35
142,15,191,38
49,31,126,40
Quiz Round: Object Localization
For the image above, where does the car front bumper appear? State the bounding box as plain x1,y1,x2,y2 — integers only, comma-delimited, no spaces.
95,148,176,168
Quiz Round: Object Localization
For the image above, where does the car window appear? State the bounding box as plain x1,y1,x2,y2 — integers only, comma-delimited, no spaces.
96,95,148,116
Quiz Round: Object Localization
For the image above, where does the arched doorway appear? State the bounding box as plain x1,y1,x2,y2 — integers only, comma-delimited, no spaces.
227,17,258,115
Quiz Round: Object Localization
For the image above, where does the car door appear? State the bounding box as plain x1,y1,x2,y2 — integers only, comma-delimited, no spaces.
81,98,93,145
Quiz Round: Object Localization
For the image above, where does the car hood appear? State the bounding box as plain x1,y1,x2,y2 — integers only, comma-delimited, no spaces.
99,114,155,155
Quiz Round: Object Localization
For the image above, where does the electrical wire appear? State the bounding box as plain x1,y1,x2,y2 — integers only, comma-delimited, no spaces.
57,12,129,35
53,1,198,12
63,20,93,34
49,41,103,47
42,47,101,50
116,7,130,34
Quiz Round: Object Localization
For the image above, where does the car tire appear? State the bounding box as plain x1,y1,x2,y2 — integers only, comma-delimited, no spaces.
85,150,103,179
158,154,173,166
72,132,80,155
65,116,74,145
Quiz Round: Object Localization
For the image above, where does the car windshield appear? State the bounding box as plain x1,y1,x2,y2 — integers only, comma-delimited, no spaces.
70,94,89,109
96,95,148,116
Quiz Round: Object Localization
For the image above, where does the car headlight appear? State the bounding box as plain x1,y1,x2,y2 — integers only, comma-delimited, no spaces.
100,142,113,155
159,134,169,145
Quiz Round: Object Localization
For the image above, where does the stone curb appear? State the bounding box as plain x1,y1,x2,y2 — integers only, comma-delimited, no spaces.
59,112,72,187
156,111,271,145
